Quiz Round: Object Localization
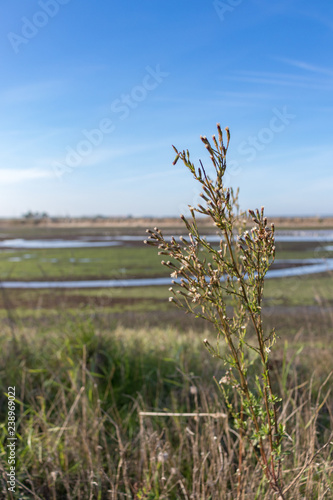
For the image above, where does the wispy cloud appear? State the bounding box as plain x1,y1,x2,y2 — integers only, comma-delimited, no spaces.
0,168,54,184
276,57,333,76
227,70,333,91
298,11,333,32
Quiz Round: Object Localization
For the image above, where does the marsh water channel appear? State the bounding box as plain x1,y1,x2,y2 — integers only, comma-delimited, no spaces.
0,230,332,288
1,229,333,249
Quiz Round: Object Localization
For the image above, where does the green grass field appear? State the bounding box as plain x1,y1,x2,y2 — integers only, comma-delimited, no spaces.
0,246,169,281
0,239,332,281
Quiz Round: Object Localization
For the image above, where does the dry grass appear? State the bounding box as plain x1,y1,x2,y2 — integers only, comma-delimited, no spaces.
0,319,332,499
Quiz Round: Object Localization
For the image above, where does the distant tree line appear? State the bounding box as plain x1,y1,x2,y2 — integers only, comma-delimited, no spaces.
22,211,49,220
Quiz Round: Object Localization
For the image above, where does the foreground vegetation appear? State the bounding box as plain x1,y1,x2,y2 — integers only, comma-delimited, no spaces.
0,238,332,499
0,304,332,498
0,197,332,495
0,243,332,498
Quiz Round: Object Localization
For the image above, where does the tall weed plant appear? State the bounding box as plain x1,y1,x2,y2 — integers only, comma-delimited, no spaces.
146,124,287,498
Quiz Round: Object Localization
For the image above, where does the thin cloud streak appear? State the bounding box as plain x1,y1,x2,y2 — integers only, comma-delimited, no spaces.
0,168,54,184
276,57,333,76
227,70,333,91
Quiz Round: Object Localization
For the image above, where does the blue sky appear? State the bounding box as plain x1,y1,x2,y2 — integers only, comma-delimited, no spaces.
1,0,332,217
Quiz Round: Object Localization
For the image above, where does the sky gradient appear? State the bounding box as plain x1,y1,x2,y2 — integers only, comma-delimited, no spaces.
1,0,332,217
